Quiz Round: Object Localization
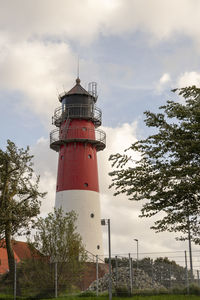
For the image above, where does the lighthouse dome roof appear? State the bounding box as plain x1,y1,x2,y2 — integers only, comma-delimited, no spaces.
59,78,93,102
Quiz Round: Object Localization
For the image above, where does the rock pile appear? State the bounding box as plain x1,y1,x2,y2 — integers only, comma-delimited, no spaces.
88,267,163,292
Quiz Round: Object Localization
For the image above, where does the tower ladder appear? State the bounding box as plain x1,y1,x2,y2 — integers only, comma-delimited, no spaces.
63,117,71,140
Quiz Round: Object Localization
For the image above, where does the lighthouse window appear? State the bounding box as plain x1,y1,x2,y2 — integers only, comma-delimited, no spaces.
82,127,87,131
90,213,94,218
97,245,100,250
88,154,92,159
84,183,88,187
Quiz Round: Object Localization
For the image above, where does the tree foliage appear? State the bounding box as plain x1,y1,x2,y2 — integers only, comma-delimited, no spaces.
20,208,87,295
109,86,200,242
0,140,46,282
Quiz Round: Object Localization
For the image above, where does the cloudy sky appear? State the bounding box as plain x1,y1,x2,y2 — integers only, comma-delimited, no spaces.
1,0,200,266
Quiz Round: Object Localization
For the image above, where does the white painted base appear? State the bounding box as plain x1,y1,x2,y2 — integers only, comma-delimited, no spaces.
55,190,104,258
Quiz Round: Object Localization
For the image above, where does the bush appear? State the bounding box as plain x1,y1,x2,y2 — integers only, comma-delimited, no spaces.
132,287,168,296
114,285,131,297
78,290,96,297
188,283,200,295
170,286,186,294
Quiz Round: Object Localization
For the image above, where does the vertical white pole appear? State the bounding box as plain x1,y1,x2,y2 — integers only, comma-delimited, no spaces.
128,253,133,294
188,217,193,281
55,262,58,298
169,263,172,289
197,270,200,286
14,260,17,300
108,219,112,300
151,260,154,287
131,258,133,293
115,256,118,288
96,255,99,296
185,251,189,294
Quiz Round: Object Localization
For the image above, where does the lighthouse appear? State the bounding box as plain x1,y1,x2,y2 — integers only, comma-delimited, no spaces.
50,78,106,256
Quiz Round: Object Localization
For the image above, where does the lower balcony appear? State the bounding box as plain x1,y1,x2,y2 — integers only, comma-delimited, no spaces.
50,127,106,152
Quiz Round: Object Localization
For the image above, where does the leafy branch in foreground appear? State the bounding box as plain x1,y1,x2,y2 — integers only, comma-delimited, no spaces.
109,86,200,243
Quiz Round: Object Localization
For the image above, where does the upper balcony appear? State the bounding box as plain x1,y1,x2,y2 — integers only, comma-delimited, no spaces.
52,104,102,127
50,127,106,152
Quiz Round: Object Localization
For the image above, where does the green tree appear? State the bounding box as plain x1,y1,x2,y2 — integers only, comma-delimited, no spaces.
21,208,87,295
109,86,200,242
0,140,46,283
152,257,186,288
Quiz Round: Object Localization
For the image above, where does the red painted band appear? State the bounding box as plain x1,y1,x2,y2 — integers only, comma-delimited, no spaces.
56,120,99,192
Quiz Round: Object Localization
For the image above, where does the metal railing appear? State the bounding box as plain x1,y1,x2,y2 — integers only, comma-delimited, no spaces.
50,127,106,152
52,104,102,127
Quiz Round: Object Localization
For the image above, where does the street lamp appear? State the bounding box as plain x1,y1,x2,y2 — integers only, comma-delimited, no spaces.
134,239,139,269
101,219,112,300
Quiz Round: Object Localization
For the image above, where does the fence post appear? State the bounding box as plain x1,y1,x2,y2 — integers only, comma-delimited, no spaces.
185,251,189,294
169,263,172,289
131,258,133,292
115,256,118,288
197,270,200,286
128,253,133,294
14,260,17,300
55,262,58,298
151,260,154,288
96,255,99,296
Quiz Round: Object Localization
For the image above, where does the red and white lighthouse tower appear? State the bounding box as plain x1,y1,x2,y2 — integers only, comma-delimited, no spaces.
50,78,106,256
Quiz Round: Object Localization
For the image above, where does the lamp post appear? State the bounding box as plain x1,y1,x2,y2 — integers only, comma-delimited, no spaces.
134,239,139,269
101,219,112,300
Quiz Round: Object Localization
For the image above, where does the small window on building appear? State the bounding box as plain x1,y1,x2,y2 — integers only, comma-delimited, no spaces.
57,185,58,190
82,127,87,131
90,213,94,218
84,183,88,187
97,245,100,250
88,154,92,159
61,155,64,160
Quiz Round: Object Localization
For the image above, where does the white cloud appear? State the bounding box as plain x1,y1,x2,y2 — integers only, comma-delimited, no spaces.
0,0,112,44
160,73,171,84
0,39,77,126
1,0,200,45
177,71,200,87
31,137,57,212
104,0,200,45
155,73,171,94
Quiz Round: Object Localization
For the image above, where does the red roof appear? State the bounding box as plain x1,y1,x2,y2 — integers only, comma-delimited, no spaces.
0,240,38,274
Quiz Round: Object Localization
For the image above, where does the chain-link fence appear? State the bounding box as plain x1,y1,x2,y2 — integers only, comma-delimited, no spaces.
1,250,200,298
0,257,88,299
90,250,200,296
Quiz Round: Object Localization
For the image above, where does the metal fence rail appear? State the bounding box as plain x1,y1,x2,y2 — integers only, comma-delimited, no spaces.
53,104,102,127
1,251,200,298
50,127,106,151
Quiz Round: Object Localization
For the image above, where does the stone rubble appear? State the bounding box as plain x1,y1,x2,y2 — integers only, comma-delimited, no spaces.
87,267,163,292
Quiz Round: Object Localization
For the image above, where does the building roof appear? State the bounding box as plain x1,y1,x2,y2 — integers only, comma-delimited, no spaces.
0,240,40,274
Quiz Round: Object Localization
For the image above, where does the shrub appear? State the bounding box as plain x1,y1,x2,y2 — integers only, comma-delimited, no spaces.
114,285,131,297
170,286,186,294
188,283,200,295
78,290,96,297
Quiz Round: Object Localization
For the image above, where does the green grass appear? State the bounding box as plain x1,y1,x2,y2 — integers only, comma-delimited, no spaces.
47,296,200,300
0,295,200,300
